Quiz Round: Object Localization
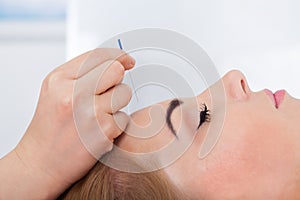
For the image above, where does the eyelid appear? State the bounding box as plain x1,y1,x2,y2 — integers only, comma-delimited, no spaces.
166,99,210,138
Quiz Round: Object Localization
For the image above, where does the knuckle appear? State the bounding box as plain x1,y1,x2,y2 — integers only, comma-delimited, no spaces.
121,83,132,95
97,116,119,139
55,94,74,117
95,110,107,123
105,144,113,152
113,111,129,131
56,82,74,114
99,60,124,85
120,84,132,100
58,95,73,111
95,106,105,119
52,95,74,124
111,60,125,76
42,70,64,91
111,84,132,111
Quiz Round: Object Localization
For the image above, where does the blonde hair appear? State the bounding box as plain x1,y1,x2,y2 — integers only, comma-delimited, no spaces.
58,160,189,200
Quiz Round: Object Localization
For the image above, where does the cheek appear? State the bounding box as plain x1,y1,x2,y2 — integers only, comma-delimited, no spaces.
201,109,295,198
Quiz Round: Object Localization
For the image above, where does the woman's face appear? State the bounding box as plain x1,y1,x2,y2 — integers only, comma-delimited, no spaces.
116,70,300,199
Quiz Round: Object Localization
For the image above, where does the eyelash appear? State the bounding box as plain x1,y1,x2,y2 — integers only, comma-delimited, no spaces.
197,104,210,129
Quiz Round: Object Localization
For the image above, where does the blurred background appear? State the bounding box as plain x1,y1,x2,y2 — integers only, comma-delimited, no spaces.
1,0,300,157
0,0,66,157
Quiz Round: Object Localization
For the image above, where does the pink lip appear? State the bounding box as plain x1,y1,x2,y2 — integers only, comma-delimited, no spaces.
264,89,286,109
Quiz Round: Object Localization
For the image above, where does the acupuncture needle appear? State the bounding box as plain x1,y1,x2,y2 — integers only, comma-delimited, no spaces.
117,38,139,102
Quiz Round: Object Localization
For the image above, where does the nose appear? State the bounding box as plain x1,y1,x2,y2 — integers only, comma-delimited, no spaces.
222,70,250,101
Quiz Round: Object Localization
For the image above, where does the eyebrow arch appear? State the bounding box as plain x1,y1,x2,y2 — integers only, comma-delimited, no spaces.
166,99,183,137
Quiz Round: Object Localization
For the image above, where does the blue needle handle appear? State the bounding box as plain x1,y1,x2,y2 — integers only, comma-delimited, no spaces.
117,39,138,102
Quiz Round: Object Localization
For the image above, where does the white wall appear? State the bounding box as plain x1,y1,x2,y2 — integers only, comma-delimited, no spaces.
67,0,300,97
2,0,300,158
0,21,66,157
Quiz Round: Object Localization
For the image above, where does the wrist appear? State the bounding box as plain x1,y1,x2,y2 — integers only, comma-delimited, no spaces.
0,148,63,199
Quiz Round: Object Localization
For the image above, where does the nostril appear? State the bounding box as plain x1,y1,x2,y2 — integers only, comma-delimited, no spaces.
224,70,251,100
241,79,246,93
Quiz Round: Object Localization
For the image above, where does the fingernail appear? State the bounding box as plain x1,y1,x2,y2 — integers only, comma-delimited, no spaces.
127,56,136,68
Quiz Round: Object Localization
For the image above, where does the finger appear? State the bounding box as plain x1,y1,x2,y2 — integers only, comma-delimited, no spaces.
56,48,135,79
95,60,125,94
97,112,130,142
95,84,132,114
76,59,125,94
111,111,130,139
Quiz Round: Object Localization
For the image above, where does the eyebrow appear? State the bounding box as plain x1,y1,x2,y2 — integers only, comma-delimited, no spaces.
166,99,183,137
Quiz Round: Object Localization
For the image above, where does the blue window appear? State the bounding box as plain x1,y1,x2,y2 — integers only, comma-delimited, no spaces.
0,0,66,20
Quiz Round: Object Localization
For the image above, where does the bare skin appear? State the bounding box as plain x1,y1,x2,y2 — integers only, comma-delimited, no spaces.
118,70,300,199
0,48,135,199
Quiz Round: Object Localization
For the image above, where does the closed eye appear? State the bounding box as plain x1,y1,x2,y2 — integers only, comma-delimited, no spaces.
166,99,210,138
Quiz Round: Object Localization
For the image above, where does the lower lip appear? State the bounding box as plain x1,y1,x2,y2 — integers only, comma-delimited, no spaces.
274,90,286,108
264,89,286,109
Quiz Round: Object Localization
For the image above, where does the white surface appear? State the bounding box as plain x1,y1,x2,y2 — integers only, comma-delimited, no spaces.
0,21,66,158
2,0,300,158
67,0,300,98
